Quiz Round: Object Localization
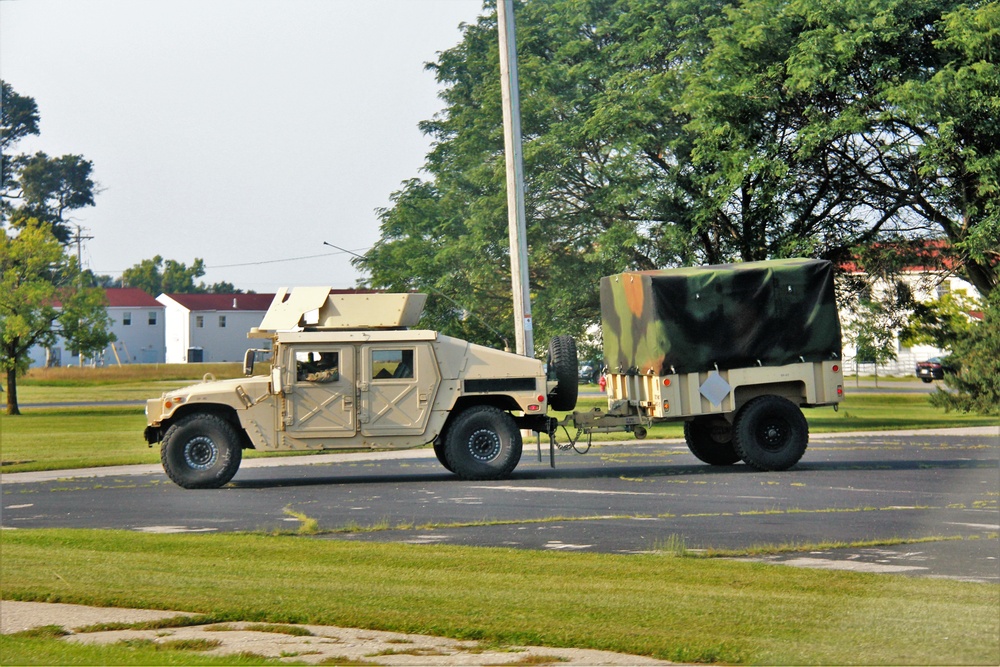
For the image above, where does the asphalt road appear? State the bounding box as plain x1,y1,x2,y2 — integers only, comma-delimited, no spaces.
3,427,997,583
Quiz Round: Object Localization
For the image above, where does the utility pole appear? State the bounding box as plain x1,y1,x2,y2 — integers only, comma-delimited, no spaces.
70,225,94,366
71,225,93,276
497,0,534,357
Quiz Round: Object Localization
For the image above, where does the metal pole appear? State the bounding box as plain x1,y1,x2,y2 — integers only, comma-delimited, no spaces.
497,0,534,357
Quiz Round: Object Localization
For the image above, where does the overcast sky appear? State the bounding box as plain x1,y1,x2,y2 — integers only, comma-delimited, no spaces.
1,0,485,294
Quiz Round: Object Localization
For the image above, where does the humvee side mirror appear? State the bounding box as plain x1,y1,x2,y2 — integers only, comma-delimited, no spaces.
243,349,256,376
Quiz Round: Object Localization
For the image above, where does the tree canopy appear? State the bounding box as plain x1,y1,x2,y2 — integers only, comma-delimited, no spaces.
1,83,113,414
117,255,246,295
1,220,114,414
1,81,98,244
357,0,999,352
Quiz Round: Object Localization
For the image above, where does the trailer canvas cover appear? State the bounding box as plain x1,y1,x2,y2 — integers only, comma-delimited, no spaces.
600,258,842,375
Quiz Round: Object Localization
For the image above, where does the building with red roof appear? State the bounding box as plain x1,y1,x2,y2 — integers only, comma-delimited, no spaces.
157,292,275,363
28,287,167,367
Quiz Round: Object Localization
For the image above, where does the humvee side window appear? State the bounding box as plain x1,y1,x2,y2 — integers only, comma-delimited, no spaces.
372,349,414,380
295,350,339,383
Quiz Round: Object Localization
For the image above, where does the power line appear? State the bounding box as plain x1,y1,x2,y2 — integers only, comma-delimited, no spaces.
96,247,369,274
207,248,366,269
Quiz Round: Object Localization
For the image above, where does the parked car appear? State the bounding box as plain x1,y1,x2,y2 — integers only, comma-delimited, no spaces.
916,357,955,383
578,360,604,384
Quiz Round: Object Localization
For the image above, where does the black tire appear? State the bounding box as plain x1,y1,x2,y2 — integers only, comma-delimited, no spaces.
161,413,243,489
920,377,933,383
444,406,522,480
547,335,578,412
733,395,809,471
433,441,454,473
684,417,741,465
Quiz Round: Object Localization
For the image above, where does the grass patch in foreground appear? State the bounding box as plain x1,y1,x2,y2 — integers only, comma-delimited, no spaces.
2,529,997,665
0,633,283,666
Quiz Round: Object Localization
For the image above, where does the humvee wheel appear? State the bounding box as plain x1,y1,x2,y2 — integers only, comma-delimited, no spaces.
161,413,243,489
444,406,522,480
733,395,808,471
433,441,454,473
684,416,740,465
547,335,578,411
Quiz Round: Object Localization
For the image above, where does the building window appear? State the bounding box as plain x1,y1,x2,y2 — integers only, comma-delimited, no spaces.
196,315,204,328
148,312,157,325
219,315,227,328
123,312,132,326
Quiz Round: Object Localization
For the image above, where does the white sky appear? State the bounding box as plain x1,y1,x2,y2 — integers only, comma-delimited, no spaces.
1,0,485,293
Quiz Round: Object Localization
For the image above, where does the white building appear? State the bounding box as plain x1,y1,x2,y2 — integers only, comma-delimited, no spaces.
840,267,982,376
28,288,165,367
104,288,166,364
157,293,274,363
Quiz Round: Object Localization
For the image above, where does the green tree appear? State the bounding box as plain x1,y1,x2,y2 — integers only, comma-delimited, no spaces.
900,290,983,351
1,81,98,244
359,0,998,351
930,288,1000,415
1,81,40,204
842,281,911,387
0,220,114,415
121,255,206,295
9,152,96,243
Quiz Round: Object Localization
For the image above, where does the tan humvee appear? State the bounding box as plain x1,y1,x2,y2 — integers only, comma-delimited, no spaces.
145,288,576,488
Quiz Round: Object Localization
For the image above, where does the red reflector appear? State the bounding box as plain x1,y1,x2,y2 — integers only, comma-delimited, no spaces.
832,364,840,372
537,395,545,403
837,386,843,397
663,378,671,387
527,405,540,412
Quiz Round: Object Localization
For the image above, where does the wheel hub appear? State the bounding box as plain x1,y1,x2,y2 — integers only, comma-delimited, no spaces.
184,436,218,470
467,428,501,462
759,420,787,450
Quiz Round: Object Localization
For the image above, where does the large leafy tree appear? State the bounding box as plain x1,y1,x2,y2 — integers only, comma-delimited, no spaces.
1,220,114,415
1,80,97,244
119,255,245,295
358,0,998,352
930,288,1000,415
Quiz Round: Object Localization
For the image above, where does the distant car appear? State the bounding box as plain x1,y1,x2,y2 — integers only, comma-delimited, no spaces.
916,357,955,383
578,361,603,384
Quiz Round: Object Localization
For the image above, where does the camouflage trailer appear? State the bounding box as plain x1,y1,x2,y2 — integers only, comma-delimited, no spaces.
144,259,843,488
580,258,844,470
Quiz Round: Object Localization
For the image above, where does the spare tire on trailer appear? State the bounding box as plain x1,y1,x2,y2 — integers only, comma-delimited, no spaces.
547,335,578,412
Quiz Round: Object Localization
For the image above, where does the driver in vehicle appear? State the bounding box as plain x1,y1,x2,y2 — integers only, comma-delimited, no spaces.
298,352,339,383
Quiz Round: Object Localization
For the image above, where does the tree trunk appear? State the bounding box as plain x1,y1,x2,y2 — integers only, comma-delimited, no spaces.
6,367,20,415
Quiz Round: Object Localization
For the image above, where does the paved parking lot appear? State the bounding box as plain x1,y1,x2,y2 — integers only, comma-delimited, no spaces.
4,427,997,582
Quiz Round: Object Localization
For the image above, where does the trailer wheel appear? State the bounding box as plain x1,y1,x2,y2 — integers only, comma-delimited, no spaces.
161,413,243,489
733,395,808,471
547,335,578,411
444,406,522,480
684,417,741,465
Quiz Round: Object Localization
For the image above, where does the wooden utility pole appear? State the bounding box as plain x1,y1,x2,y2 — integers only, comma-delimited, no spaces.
497,0,534,357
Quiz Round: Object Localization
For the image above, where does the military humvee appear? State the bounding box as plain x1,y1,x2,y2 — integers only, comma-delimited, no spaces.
145,287,577,488
145,259,843,489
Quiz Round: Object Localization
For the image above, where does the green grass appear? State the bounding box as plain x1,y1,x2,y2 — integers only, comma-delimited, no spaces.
1,529,997,665
0,633,283,665
2,382,995,474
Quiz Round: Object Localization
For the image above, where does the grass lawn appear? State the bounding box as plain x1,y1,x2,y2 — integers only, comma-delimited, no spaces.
1,529,997,665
